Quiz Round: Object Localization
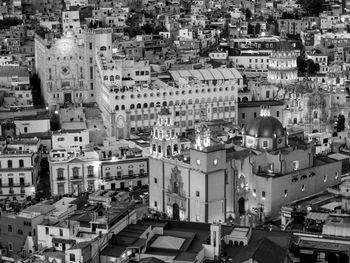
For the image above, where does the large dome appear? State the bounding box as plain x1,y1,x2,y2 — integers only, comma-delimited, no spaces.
244,116,284,138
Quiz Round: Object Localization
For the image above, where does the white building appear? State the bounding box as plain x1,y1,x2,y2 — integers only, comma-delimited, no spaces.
52,129,90,151
62,10,81,36
49,149,100,195
0,139,40,201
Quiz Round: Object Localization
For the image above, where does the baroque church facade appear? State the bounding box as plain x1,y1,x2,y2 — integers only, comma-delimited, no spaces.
149,107,342,223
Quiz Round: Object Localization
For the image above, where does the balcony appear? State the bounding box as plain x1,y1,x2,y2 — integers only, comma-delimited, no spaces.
20,188,26,194
87,173,96,178
0,183,31,187
70,176,83,181
9,189,14,194
57,177,66,181
104,173,148,181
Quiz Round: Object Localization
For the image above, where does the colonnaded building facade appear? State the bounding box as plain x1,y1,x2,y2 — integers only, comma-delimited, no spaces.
95,63,243,139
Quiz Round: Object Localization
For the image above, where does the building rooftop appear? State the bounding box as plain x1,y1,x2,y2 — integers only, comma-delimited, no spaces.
169,68,242,82
238,100,285,108
0,66,29,78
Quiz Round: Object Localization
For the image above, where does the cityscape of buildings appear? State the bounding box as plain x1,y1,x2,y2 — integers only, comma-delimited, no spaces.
0,0,350,262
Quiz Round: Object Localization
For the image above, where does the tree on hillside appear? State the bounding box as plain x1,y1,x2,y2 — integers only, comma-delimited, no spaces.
336,114,345,132
245,8,252,20
297,0,325,16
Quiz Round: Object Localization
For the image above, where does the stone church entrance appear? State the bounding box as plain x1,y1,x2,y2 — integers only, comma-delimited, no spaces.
173,203,180,220
64,92,72,103
239,197,245,215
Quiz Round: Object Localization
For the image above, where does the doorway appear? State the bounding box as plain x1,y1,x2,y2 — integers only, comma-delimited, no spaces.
239,197,245,215
172,203,180,220
111,183,116,190
64,93,72,103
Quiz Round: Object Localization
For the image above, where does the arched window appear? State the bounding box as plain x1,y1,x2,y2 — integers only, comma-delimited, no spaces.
115,75,120,80
121,105,125,110
143,103,148,108
242,97,248,102
130,104,135,109
313,111,318,119
300,175,307,180
162,101,167,106
104,76,108,80
152,144,156,152
100,46,106,51
173,144,178,153
110,76,114,81
158,145,161,153
115,105,119,111
150,102,154,107
137,103,141,109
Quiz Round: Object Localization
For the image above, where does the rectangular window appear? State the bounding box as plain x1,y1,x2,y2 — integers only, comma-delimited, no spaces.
90,83,94,90
90,57,93,63
45,227,49,235
266,90,270,98
293,161,299,171
196,191,200,197
262,191,266,199
242,113,245,119
89,43,92,50
277,111,280,117
90,66,93,79
254,112,257,118
8,243,12,251
17,229,23,235
8,225,12,232
79,137,82,142
74,136,78,142
154,178,157,183
59,229,63,236
70,253,76,262
24,127,28,133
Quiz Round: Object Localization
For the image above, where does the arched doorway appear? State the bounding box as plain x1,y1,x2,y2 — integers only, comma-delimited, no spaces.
238,197,245,215
173,203,180,220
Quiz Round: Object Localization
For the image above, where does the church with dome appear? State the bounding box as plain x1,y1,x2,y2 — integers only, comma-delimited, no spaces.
249,38,350,135
149,107,342,224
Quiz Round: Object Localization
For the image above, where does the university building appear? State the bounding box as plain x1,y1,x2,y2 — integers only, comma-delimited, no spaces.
95,64,243,139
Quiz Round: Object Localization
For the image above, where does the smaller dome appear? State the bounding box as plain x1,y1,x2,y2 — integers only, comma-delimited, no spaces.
245,116,284,138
